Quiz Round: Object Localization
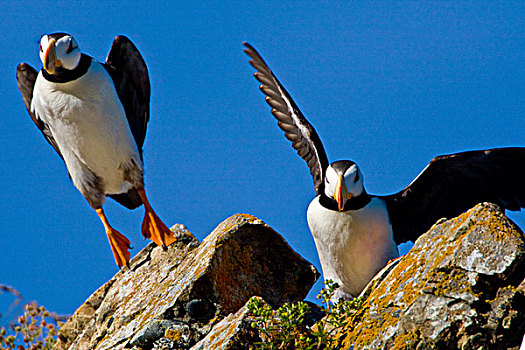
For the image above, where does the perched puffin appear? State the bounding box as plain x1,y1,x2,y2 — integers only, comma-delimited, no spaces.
17,33,181,268
244,42,525,300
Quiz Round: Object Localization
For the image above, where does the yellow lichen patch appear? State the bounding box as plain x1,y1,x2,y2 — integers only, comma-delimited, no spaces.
336,203,525,348
201,308,250,348
391,329,421,349
428,270,476,300
339,205,490,347
164,328,182,342
503,285,518,292
211,214,263,244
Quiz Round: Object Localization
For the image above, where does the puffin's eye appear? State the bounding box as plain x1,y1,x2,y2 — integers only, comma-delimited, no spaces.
66,38,75,53
40,42,43,52
325,177,330,184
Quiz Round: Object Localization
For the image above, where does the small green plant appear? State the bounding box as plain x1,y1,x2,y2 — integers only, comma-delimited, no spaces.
316,280,364,330
248,297,318,349
247,280,364,349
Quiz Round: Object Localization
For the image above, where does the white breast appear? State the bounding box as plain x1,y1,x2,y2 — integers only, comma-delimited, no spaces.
31,61,141,195
307,196,399,298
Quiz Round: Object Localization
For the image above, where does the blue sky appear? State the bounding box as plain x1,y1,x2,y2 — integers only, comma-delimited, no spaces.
1,2,524,316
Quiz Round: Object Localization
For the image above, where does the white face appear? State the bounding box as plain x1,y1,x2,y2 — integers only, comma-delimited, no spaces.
39,34,81,71
324,163,364,205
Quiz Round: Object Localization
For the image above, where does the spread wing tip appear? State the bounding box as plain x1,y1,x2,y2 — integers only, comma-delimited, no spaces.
16,63,37,81
16,62,31,71
243,42,270,67
112,35,132,46
243,42,330,195
242,41,256,52
16,63,38,112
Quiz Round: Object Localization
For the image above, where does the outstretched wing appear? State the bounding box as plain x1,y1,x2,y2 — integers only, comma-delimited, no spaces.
383,148,525,244
244,42,329,195
16,63,63,160
104,35,150,159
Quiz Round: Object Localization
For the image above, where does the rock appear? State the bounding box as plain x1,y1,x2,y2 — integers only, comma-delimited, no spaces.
338,203,525,349
54,214,319,350
53,204,525,349
192,297,325,350
191,301,260,350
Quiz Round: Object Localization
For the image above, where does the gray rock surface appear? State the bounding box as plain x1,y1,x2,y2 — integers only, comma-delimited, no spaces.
53,204,525,350
191,302,259,350
53,214,319,350
339,203,525,349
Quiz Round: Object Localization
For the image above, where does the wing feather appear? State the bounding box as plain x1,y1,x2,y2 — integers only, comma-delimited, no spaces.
104,35,150,159
16,63,63,160
273,110,293,123
104,36,150,209
266,97,288,113
383,147,525,244
261,86,282,101
243,42,329,194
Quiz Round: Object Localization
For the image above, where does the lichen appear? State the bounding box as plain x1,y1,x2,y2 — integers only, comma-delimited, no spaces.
391,329,421,349
338,203,525,349
164,328,182,342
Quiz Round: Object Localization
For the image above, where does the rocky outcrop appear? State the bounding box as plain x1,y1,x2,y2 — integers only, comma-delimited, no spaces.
340,203,525,349
191,303,258,350
54,214,319,350
54,204,525,350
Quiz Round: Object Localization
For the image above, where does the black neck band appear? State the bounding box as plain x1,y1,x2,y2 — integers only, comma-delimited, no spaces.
319,191,372,211
42,54,92,83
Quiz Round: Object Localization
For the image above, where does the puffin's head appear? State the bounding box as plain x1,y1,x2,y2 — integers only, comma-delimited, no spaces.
39,33,81,75
324,160,364,211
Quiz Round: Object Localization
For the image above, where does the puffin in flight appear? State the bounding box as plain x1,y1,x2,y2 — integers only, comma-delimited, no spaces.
244,42,525,300
17,33,180,268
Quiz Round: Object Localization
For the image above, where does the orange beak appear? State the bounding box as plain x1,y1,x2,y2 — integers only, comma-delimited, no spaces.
43,38,61,74
333,174,350,211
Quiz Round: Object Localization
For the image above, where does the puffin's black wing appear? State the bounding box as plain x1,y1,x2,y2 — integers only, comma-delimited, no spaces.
384,147,525,244
104,36,150,210
104,35,150,158
16,63,63,160
244,42,329,195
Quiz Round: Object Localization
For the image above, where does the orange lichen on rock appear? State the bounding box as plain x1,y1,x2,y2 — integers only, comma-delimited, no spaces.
337,203,525,349
54,214,318,350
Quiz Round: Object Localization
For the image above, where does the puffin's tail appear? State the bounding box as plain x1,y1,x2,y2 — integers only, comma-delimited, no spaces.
108,188,142,209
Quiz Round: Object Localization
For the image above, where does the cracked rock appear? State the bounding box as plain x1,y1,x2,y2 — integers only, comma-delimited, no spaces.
338,203,525,349
53,214,318,350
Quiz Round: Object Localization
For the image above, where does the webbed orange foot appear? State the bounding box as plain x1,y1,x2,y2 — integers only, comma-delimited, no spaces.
137,188,178,249
106,227,132,268
96,208,131,268
141,206,178,249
